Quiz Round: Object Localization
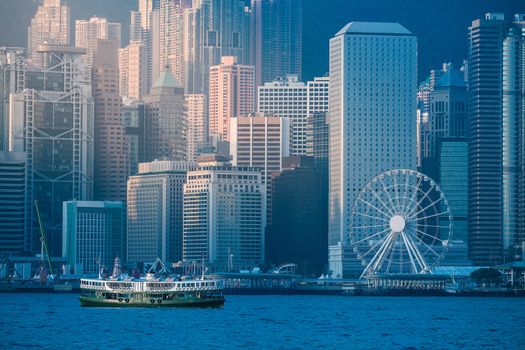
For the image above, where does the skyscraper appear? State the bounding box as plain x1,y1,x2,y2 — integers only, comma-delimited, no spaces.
75,17,122,67
183,0,251,94
258,75,329,156
62,200,125,275
144,68,186,161
185,93,208,162
250,0,302,88
27,0,70,68
127,160,191,264
183,160,265,271
122,98,146,176
209,56,255,141
9,45,94,256
468,14,507,265
92,39,128,202
119,41,149,100
328,22,417,277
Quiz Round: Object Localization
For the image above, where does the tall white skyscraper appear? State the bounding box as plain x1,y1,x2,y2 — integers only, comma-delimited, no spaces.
258,75,329,156
75,17,121,67
119,41,149,100
27,0,70,68
328,22,417,277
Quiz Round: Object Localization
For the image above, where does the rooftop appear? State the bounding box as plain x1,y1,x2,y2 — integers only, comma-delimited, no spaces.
335,21,412,36
153,68,180,88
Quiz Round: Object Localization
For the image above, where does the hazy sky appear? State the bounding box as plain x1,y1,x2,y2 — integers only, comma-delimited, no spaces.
1,0,524,80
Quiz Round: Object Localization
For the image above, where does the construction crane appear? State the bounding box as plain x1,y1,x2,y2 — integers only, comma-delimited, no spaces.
34,200,54,277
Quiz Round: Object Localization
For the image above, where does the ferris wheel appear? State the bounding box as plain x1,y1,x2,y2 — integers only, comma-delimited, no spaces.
349,169,453,277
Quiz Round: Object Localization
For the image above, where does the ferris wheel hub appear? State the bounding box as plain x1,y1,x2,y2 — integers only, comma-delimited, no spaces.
389,215,406,233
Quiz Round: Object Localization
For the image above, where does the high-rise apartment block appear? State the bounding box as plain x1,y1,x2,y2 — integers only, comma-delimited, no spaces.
185,93,208,162
183,0,251,94
183,161,265,271
119,41,149,100
62,201,125,275
258,75,329,156
9,45,94,256
0,152,30,256
92,39,128,202
468,13,525,264
144,69,186,161
27,0,70,68
250,0,302,87
127,160,191,264
328,22,417,277
75,17,121,67
209,56,255,141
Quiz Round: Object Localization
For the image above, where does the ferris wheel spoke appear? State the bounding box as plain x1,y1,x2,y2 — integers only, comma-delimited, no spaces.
378,177,398,214
354,211,390,222
368,187,396,216
402,177,423,216
352,227,391,246
357,197,391,218
406,226,444,244
360,231,395,277
371,233,397,272
359,230,393,259
404,184,435,219
406,195,445,221
409,230,442,258
402,231,430,273
400,231,419,273
412,210,450,222
391,172,402,213
351,223,389,230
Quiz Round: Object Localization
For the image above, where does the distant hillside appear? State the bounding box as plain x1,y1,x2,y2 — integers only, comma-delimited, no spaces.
1,0,524,80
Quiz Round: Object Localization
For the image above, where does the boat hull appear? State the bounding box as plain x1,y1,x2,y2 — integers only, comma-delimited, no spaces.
79,295,225,308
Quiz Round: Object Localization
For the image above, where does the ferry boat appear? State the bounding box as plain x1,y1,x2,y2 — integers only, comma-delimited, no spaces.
80,258,225,307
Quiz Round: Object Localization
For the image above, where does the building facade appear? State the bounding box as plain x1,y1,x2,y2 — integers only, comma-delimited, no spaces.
9,45,94,256
119,41,149,100
122,98,146,176
209,56,255,141
328,22,417,277
0,152,29,256
183,162,265,271
127,160,191,264
250,0,302,88
62,201,124,275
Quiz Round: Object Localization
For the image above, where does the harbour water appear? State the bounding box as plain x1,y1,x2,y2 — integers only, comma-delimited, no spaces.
1,294,524,349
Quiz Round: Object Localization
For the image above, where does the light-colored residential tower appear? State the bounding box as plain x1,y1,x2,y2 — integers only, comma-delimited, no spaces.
183,160,265,271
127,160,191,264
119,41,149,100
328,22,417,277
27,0,70,68
75,16,121,67
209,56,255,141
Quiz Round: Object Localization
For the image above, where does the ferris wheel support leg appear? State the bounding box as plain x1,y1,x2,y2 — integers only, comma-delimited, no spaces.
400,231,419,273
